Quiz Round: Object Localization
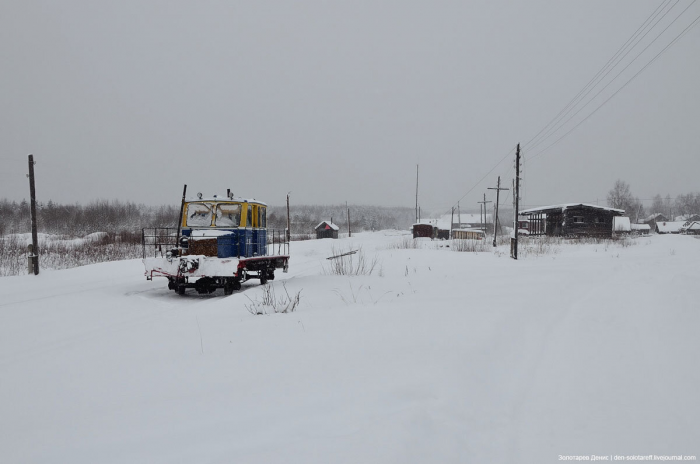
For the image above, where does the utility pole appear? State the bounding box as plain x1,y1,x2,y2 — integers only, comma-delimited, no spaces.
286,193,291,243
512,144,521,260
478,194,492,233
347,201,351,237
415,164,419,223
176,184,187,246
488,176,509,247
27,154,39,275
450,207,455,238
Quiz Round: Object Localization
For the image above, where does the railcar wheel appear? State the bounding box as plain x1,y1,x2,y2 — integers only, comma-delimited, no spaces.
177,284,186,295
224,278,239,295
259,273,268,285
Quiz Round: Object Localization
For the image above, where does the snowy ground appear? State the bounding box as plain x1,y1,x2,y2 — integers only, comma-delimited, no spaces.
0,232,698,463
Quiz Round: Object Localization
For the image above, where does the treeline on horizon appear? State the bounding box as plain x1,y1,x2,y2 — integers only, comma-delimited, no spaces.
0,198,420,237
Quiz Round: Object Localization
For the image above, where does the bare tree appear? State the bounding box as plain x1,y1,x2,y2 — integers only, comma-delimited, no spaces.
651,194,664,216
606,180,646,221
607,180,634,212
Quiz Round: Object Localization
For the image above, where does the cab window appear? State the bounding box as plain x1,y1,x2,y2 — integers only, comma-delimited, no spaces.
246,205,253,227
186,203,213,227
216,203,241,227
258,206,266,228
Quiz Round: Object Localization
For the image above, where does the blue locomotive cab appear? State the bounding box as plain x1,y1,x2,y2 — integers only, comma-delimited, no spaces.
180,198,267,258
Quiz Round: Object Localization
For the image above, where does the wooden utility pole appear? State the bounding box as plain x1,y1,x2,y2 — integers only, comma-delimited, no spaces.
176,184,187,245
347,201,351,237
286,193,291,243
415,164,419,223
478,194,492,233
27,154,39,275
450,207,455,238
512,144,521,260
488,176,509,247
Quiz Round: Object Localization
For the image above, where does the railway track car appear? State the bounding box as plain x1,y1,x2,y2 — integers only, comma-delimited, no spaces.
143,188,289,295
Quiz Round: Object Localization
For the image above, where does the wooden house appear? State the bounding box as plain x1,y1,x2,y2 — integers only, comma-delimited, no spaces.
519,203,624,238
412,223,436,239
641,213,668,231
630,223,651,235
656,221,685,234
682,221,700,235
315,221,339,239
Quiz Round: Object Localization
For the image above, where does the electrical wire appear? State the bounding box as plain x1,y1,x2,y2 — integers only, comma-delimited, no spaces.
448,146,516,210
526,0,696,157
444,1,698,215
523,0,680,150
523,0,676,151
527,7,700,163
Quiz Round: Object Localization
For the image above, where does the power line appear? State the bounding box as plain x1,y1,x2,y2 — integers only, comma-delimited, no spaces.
527,5,700,163
443,2,698,217
523,0,677,151
449,146,516,210
526,0,695,155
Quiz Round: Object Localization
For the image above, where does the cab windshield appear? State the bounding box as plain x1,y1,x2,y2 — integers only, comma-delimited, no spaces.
216,203,242,227
186,203,213,227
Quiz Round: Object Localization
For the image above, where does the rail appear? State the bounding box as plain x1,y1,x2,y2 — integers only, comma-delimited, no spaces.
142,227,179,259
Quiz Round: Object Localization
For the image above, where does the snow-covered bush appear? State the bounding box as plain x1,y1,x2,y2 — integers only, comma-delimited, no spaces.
388,236,420,249
244,282,301,315
517,236,562,258
0,231,141,276
323,245,379,276
0,232,25,276
451,239,489,253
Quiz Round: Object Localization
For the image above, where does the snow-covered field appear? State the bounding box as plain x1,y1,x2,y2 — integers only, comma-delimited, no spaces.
1,232,698,463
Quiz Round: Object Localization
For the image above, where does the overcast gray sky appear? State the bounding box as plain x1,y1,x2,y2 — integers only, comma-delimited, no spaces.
1,0,698,213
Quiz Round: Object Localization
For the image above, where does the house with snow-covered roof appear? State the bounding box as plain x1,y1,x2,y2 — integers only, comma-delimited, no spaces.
315,221,339,239
641,213,668,231
630,223,651,235
655,221,685,234
680,221,700,235
438,213,493,233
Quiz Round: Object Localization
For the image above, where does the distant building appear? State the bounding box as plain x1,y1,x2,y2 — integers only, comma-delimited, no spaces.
641,213,668,231
412,219,451,239
519,203,624,238
438,213,493,234
452,229,485,240
675,214,700,222
412,223,436,239
613,216,631,234
630,223,651,235
655,221,685,234
682,221,700,235
315,221,339,239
